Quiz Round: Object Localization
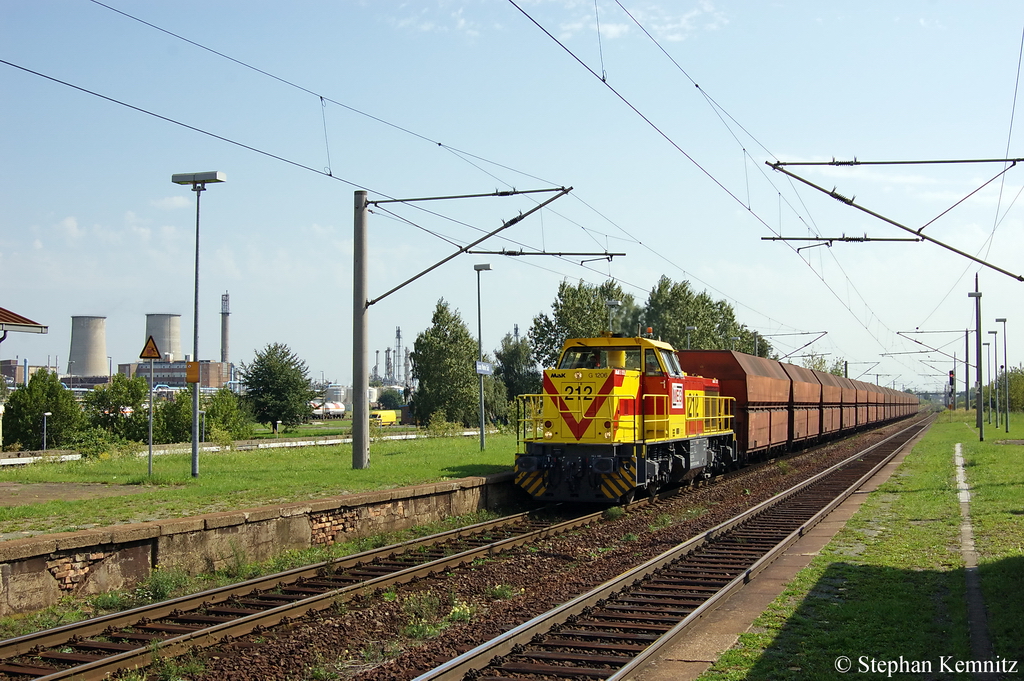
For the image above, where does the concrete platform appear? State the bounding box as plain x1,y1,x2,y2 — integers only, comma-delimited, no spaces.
630,438,920,681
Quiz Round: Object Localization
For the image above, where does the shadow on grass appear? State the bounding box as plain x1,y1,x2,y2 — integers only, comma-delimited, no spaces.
726,557,1023,681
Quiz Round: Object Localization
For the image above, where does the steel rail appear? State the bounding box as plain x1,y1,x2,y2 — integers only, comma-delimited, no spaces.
0,508,610,680
414,417,932,681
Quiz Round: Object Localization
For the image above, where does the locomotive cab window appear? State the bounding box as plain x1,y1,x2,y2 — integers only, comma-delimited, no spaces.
559,347,642,371
660,350,683,377
644,349,663,376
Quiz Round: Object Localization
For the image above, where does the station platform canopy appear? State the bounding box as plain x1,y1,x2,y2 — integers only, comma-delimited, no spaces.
0,306,48,339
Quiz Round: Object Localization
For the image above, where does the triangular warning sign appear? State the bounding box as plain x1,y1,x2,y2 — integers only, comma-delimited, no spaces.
140,335,162,360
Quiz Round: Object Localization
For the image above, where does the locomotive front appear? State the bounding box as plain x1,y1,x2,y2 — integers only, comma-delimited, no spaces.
516,336,736,503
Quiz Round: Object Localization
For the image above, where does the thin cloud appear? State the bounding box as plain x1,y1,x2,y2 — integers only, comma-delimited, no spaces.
151,196,191,210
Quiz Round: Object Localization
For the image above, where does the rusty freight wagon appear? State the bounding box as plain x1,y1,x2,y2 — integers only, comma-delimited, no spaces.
676,350,791,457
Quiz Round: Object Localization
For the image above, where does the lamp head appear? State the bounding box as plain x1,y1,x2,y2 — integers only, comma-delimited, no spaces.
473,263,491,272
172,171,226,185
968,292,982,298
996,317,1007,323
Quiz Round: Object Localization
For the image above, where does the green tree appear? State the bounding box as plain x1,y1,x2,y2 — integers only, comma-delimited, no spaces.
240,343,317,433
378,388,403,410
153,388,193,444
640,276,772,356
529,279,635,368
800,353,846,376
494,332,541,400
82,374,149,441
204,388,254,440
1005,365,1024,411
481,364,509,424
1,369,83,450
410,299,478,426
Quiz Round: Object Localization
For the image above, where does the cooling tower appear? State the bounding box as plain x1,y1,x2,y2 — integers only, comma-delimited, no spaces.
145,314,183,362
67,316,107,376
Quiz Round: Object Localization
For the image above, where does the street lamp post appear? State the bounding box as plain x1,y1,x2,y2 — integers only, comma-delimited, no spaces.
42,412,51,451
172,171,226,478
984,342,992,424
996,317,1009,432
730,336,740,351
475,263,491,451
989,329,999,427
685,326,697,350
968,285,983,440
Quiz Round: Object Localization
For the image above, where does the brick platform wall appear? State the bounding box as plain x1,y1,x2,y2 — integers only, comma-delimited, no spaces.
0,472,521,616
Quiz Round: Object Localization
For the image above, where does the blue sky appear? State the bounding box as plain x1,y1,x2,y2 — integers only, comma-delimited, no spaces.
2,1,1023,394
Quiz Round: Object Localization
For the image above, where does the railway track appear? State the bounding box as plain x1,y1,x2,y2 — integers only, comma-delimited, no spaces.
0,510,608,680
0,417,926,680
414,416,933,681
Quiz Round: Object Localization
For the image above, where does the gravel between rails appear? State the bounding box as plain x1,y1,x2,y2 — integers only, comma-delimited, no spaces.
153,423,916,681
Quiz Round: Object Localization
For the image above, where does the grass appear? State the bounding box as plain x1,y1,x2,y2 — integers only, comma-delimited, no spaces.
697,411,1023,680
0,433,516,536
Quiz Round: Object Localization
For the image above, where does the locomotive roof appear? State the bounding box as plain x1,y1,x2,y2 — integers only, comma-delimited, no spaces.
560,336,677,352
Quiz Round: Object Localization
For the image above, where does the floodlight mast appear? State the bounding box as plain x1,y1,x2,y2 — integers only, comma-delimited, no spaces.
171,171,225,477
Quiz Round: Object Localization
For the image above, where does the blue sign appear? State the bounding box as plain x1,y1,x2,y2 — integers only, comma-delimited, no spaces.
476,361,494,375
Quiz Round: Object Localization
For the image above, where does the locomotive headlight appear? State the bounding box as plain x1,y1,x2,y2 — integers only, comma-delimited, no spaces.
604,431,611,439
544,431,553,439
603,421,611,428
544,420,552,428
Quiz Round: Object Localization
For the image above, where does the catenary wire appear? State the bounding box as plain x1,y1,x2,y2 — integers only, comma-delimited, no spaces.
83,0,821,343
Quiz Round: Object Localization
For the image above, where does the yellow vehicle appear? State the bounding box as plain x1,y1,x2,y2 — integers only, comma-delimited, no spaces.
516,335,735,503
369,409,399,426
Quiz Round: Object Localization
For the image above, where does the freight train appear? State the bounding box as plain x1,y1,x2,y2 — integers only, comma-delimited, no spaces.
514,334,919,504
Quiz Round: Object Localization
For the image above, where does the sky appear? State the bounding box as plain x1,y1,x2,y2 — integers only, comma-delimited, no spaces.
2,1,1023,396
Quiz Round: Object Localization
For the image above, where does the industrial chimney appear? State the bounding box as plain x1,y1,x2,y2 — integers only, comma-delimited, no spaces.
145,314,182,362
67,316,107,376
220,291,230,364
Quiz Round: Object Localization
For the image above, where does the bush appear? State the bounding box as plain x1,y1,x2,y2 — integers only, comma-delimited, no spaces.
426,413,461,438
66,428,140,459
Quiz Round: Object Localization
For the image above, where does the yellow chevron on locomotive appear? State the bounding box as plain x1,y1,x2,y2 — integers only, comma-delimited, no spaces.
540,366,641,445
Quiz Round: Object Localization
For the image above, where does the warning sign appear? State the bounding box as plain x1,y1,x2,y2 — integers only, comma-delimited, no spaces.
139,336,162,360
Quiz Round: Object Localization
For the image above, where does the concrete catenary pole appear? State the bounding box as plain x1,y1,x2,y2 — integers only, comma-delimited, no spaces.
965,329,971,411
352,191,369,469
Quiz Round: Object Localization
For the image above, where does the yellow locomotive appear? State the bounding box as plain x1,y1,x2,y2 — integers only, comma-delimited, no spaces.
516,335,736,503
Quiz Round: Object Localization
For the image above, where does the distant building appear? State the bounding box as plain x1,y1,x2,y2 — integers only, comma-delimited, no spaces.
122,360,232,390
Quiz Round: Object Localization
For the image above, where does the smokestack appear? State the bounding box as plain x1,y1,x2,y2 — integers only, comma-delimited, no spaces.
67,316,107,376
220,291,230,364
145,314,182,362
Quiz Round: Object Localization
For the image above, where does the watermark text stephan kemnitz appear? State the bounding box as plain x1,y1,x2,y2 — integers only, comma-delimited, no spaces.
833,655,1018,676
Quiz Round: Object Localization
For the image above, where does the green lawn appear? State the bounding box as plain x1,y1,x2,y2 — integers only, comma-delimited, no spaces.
0,433,517,536
698,411,1023,680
